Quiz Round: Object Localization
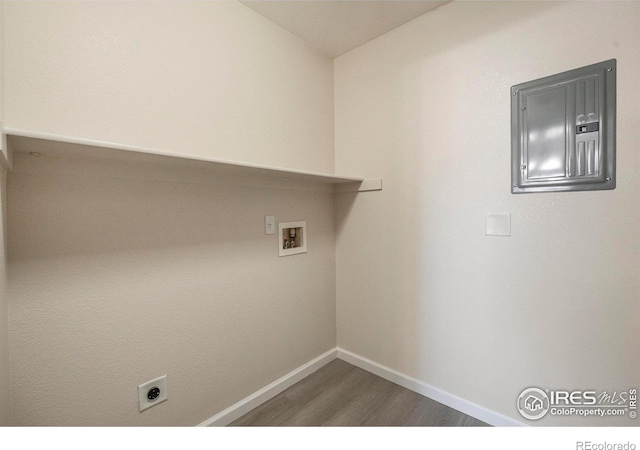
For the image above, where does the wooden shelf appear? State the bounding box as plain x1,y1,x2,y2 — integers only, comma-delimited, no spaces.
4,129,379,189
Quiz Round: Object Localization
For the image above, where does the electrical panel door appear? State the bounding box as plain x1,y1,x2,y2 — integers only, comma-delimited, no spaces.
511,60,616,193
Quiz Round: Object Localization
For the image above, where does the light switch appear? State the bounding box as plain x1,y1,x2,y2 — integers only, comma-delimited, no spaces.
265,216,275,235
486,214,511,237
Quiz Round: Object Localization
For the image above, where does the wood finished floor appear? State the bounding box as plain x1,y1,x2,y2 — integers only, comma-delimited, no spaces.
230,359,488,427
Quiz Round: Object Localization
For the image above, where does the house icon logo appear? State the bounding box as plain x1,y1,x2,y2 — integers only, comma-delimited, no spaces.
517,388,550,420
525,395,543,411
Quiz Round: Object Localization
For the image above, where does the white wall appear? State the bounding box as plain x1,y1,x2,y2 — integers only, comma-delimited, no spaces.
0,0,10,427
0,0,3,125
0,169,8,427
4,1,337,426
335,1,640,426
8,152,336,426
0,0,3,126
5,1,335,173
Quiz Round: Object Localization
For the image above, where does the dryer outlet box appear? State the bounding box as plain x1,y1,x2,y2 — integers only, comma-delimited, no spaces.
138,375,168,412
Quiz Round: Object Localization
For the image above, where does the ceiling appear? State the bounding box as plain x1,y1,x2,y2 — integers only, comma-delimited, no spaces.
240,1,448,58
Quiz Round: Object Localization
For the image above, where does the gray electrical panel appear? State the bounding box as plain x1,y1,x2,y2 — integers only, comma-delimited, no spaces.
511,59,616,193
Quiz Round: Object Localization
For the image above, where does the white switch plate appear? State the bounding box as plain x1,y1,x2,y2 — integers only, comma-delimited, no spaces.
486,214,511,236
265,216,275,235
138,375,168,412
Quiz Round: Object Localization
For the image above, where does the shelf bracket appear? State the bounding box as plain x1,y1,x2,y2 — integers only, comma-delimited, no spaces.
0,123,12,171
334,178,382,193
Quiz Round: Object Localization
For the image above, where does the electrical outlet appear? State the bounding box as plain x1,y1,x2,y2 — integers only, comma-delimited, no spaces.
265,215,275,235
138,375,168,412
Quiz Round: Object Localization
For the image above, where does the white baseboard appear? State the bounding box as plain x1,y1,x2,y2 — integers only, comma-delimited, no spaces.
197,346,526,427
336,347,527,427
197,348,337,427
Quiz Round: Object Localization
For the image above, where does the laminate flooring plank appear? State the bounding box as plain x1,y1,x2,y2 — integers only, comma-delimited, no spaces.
284,363,383,426
359,386,429,426
321,374,405,426
231,359,360,426
229,359,489,427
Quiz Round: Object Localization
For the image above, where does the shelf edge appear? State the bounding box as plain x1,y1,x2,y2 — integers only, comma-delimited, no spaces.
4,127,364,184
